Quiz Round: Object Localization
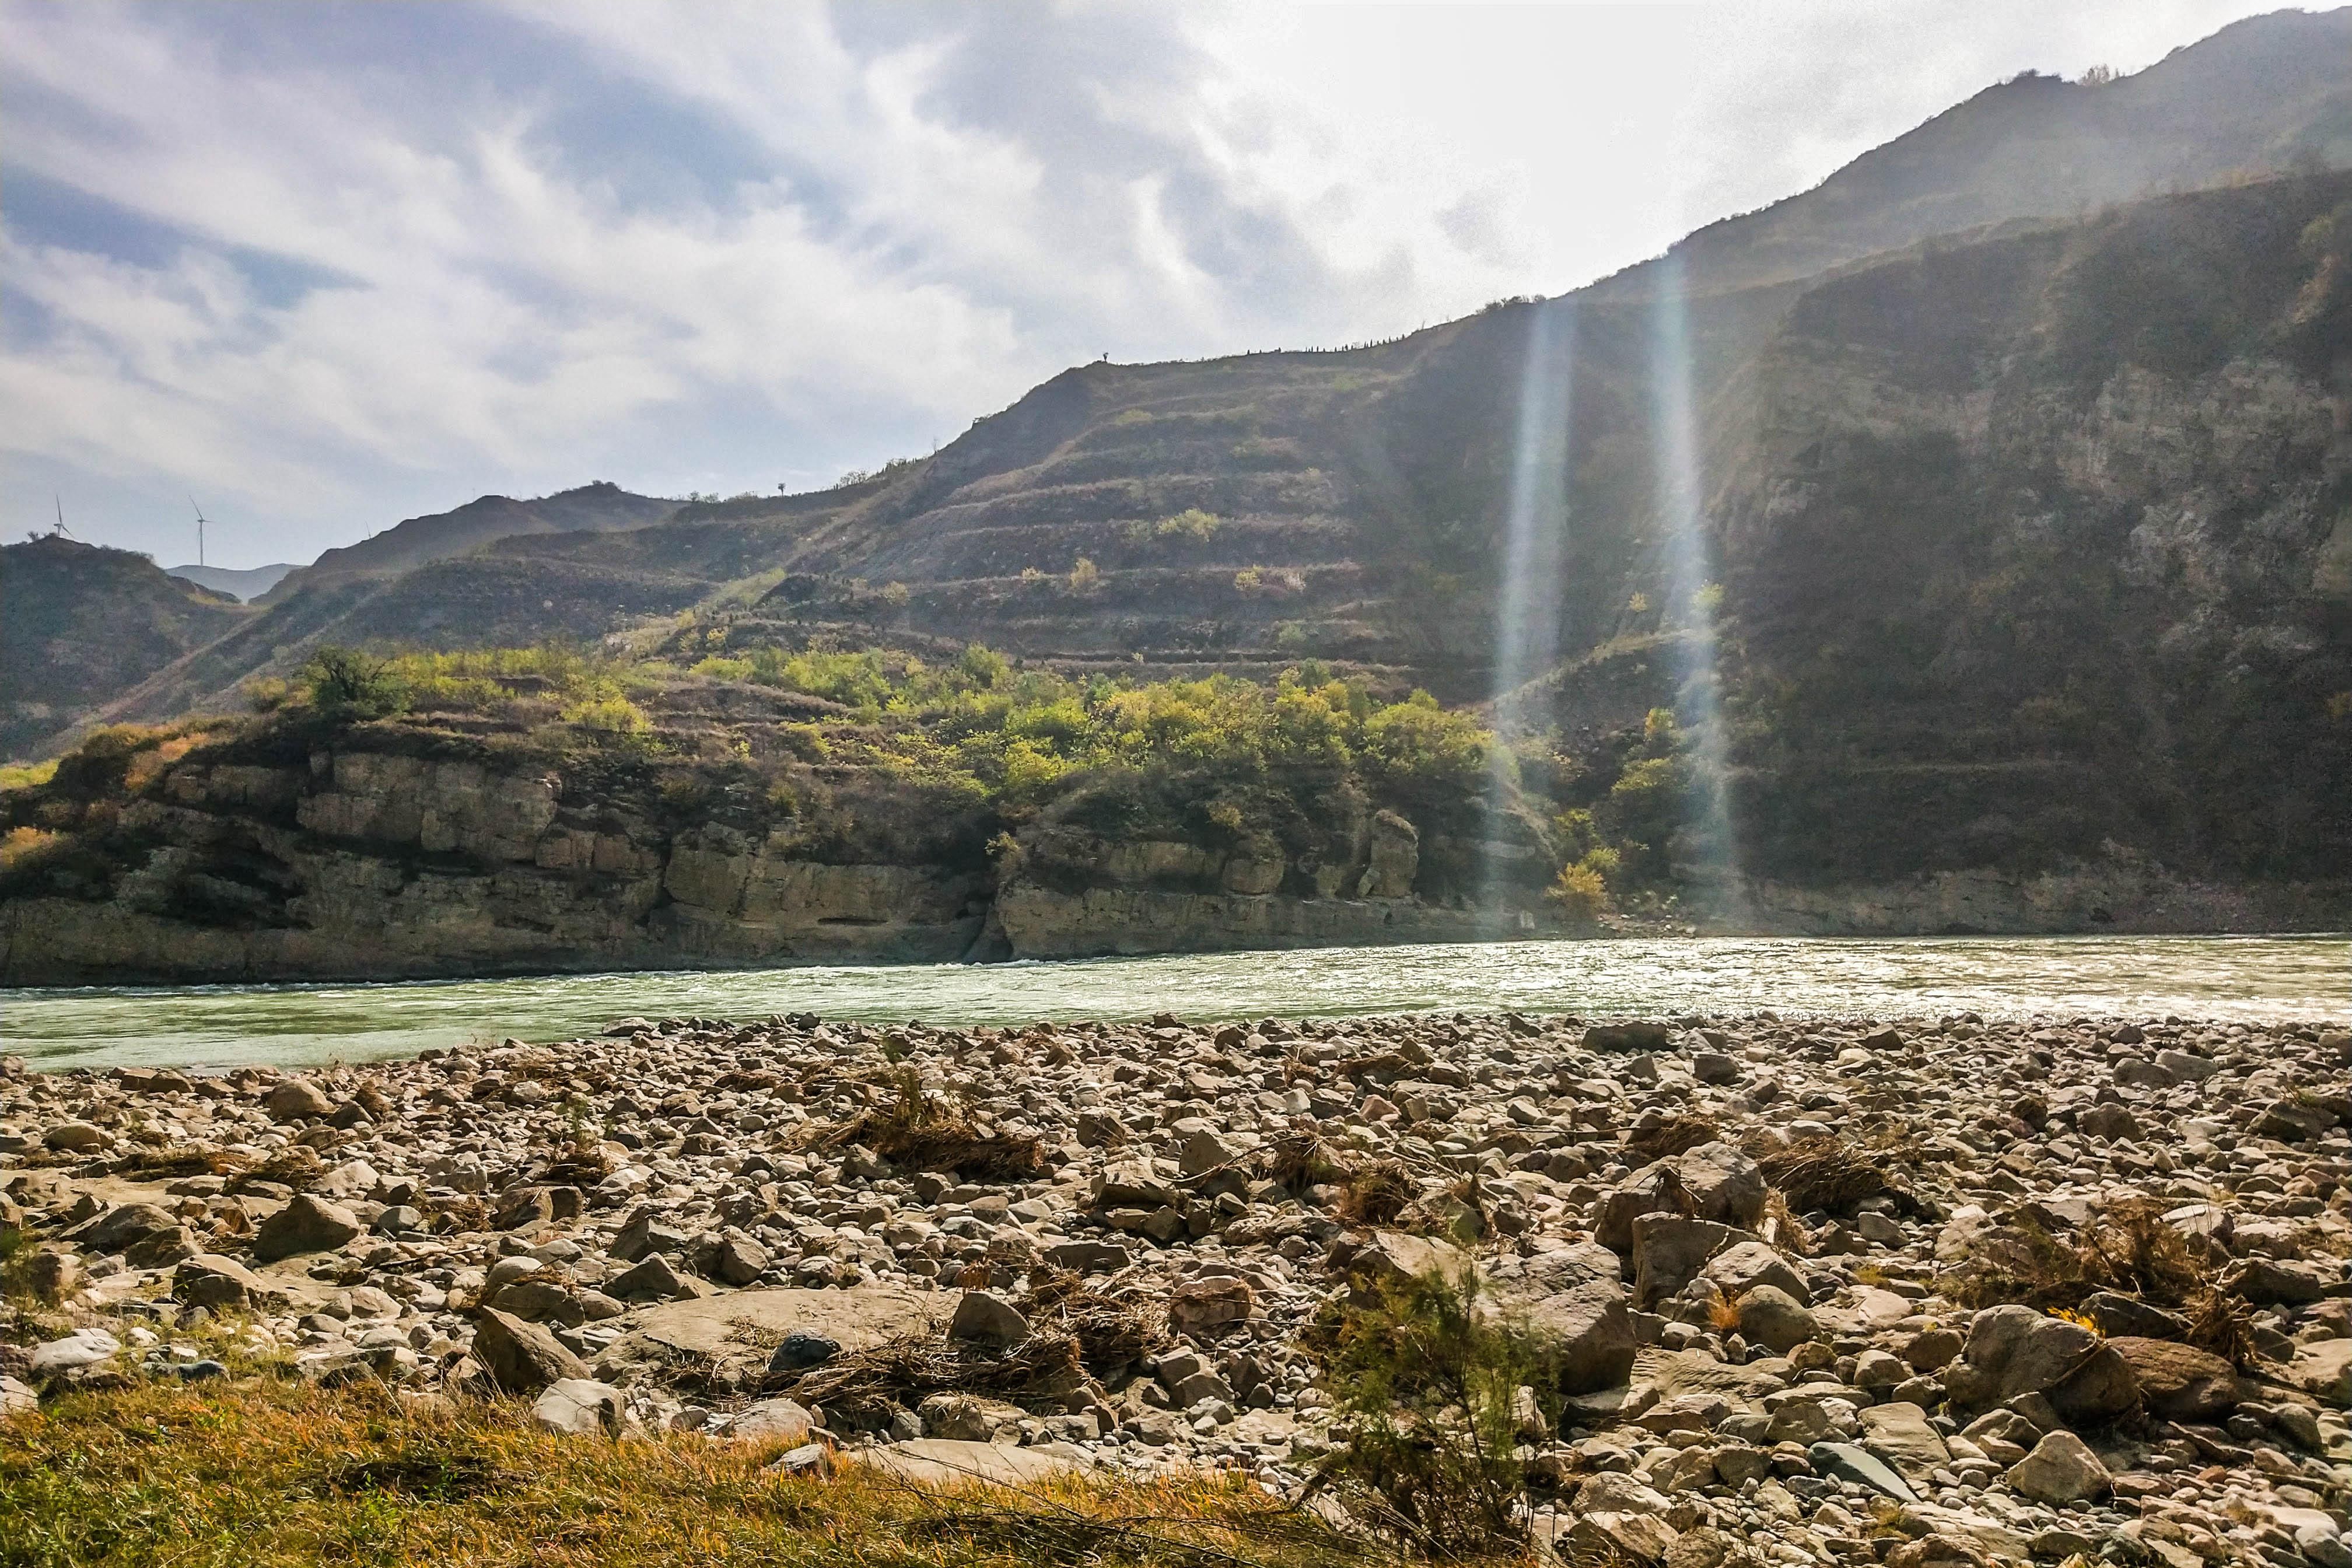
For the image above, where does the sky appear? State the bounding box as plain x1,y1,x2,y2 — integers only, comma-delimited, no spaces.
0,1,2306,569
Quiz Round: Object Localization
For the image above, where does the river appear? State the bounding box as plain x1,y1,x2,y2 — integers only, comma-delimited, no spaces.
2,934,2344,1074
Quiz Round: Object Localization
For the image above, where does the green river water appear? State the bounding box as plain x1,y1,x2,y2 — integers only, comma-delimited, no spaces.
2,935,2344,1073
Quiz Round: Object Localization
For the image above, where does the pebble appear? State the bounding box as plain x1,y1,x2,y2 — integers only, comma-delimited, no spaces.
0,1009,2347,1563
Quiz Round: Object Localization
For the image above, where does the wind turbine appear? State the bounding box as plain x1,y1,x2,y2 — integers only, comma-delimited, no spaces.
190,495,209,567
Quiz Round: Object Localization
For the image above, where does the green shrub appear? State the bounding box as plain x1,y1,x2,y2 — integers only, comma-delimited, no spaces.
1314,1266,1555,1557
300,647,410,722
1547,860,1611,922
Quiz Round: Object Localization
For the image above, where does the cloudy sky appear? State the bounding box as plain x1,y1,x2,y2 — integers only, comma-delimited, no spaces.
0,1,2298,568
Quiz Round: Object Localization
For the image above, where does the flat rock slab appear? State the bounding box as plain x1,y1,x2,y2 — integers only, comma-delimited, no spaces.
854,1438,1091,1489
597,1284,952,1383
1858,1401,1951,1486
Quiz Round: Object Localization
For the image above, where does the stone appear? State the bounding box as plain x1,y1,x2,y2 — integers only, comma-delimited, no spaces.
609,1253,699,1301
2077,1291,2188,1340
0,1376,37,1417
730,1396,817,1443
1597,1142,1771,1255
597,1285,951,1388
252,1194,363,1262
1167,1276,1254,1332
1902,1326,1964,1372
853,1438,1086,1488
1959,1305,2140,1423
1810,1440,1917,1501
29,1328,121,1378
2229,1257,2327,1305
80,1202,179,1255
1858,1401,1951,1486
1704,1240,1810,1304
265,1078,337,1121
1042,1240,1128,1274
2105,1338,2239,1421
711,1235,771,1287
947,1290,1030,1348
1506,1258,1637,1396
2250,1098,2339,1142
532,1378,632,1437
1177,1125,1243,1175
2076,1103,2141,1142
1629,1214,1740,1307
917,1392,1026,1442
2284,1339,2352,1409
1735,1284,1818,1354
42,1122,113,1152
173,1253,275,1310
2006,1430,2110,1505
491,1279,583,1325
1346,1230,1472,1294
472,1306,590,1394
1583,1022,1674,1054
1691,1052,1741,1085
123,1225,201,1269
1564,1511,1679,1566
766,1331,842,1376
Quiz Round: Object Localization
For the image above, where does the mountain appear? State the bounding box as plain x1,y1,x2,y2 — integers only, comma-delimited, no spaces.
257,481,677,602
0,536,254,761
1584,6,2352,304
6,10,2347,967
164,562,298,601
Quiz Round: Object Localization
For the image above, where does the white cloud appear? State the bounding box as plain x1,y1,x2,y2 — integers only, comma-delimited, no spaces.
0,0,2295,565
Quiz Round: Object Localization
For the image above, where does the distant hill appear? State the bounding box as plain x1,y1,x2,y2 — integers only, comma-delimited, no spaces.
257,481,676,603
164,562,298,601
0,537,252,760
20,10,2350,906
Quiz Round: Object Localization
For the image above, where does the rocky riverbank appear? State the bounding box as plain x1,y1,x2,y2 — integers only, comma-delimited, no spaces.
4,1009,2350,1565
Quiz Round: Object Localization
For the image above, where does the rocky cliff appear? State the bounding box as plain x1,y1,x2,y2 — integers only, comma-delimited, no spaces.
0,729,1504,984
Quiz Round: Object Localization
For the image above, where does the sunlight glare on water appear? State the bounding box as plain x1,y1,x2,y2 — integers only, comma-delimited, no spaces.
1,935,2344,1073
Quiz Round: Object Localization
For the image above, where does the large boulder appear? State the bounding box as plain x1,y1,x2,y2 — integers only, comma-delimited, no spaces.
265,1078,337,1121
1595,1143,1765,1254
79,1202,179,1255
473,1306,590,1394
1490,1244,1636,1395
253,1194,363,1262
947,1291,1030,1349
532,1378,634,1437
1630,1214,1741,1308
2106,1338,2240,1421
2008,1431,2111,1504
1345,1230,1472,1296
1735,1284,1819,1354
1704,1240,1810,1304
1857,1401,1951,1487
173,1253,278,1311
1956,1306,2139,1424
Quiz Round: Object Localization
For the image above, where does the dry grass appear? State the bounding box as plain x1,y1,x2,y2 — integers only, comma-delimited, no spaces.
1334,1162,1415,1230
819,1070,1046,1182
1622,1116,1722,1163
1262,1125,1352,1193
1750,1135,1899,1214
0,1378,1395,1568
786,1332,1088,1426
1940,1196,2260,1367
1020,1268,1168,1372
